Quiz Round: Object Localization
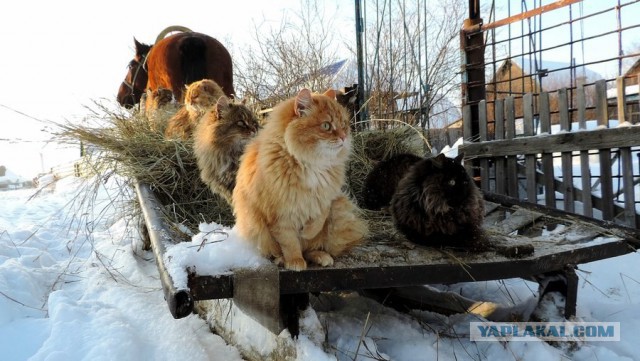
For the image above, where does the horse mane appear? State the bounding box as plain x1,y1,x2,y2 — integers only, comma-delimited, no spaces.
155,25,193,44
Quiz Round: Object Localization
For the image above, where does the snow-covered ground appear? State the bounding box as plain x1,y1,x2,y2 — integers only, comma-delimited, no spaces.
1,175,639,360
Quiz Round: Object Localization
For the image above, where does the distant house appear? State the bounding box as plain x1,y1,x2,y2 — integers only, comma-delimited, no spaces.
482,58,605,137
607,58,640,123
0,165,30,191
485,59,542,126
624,58,640,85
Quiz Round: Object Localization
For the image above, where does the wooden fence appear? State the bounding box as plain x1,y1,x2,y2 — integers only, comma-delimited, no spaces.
460,78,640,228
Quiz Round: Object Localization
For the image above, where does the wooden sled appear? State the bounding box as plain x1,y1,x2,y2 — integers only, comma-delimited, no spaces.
135,182,640,359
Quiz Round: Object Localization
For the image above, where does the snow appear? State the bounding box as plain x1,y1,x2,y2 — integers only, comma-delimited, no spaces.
1,174,640,360
164,223,269,289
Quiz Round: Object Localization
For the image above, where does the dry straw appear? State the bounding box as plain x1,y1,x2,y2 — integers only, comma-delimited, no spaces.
56,102,233,235
57,102,427,241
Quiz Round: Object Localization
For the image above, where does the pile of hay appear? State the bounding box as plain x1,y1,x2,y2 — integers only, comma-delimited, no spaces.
57,103,233,235
59,103,428,242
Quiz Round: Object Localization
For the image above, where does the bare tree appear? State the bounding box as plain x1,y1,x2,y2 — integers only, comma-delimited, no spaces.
234,0,344,110
233,0,467,138
360,0,466,131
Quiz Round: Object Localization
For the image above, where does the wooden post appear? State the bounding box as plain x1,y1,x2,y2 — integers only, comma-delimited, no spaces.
354,0,367,130
577,84,593,218
595,80,614,220
539,91,555,208
494,99,506,195
617,76,627,123
505,97,519,197
523,93,538,204
559,88,575,213
463,105,475,177
461,0,485,179
479,100,490,191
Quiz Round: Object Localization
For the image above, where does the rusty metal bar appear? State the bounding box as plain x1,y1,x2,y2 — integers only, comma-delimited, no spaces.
135,181,194,319
465,0,582,32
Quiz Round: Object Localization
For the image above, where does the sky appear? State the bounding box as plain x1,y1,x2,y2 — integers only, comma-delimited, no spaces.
0,0,354,179
1,156,640,360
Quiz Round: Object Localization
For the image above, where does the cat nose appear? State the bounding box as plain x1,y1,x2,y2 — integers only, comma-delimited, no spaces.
336,129,347,141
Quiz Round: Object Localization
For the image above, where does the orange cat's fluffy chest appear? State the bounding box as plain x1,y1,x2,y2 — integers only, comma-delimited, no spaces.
263,150,343,226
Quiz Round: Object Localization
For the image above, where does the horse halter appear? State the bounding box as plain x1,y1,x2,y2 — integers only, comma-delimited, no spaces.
122,54,149,104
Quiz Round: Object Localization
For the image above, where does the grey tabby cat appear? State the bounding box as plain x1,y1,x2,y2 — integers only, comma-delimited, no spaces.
193,96,260,203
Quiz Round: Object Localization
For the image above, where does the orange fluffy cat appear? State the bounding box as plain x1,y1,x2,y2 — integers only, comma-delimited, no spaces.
144,88,175,132
232,88,368,271
165,79,225,139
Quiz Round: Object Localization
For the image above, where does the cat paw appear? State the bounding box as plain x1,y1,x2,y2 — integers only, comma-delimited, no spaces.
305,250,334,267
284,257,307,271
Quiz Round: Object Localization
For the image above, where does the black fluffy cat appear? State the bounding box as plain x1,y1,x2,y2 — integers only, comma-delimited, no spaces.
361,153,423,210
390,153,485,249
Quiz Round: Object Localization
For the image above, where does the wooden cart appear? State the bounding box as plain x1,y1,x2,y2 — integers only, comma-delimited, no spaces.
135,182,639,342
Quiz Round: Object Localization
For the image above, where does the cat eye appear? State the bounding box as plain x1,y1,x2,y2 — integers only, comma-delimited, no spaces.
448,179,456,186
237,121,245,127
321,122,331,131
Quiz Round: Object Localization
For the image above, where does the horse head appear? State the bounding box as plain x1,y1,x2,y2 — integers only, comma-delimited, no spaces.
117,38,152,108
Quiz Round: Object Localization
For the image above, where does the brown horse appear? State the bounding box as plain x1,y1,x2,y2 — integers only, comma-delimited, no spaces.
117,31,235,108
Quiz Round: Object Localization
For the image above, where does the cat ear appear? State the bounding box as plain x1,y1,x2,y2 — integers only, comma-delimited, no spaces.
295,88,313,117
216,96,230,118
432,153,447,168
323,89,337,100
454,153,464,164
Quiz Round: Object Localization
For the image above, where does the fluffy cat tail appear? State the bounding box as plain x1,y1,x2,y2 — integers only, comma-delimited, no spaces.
323,195,369,256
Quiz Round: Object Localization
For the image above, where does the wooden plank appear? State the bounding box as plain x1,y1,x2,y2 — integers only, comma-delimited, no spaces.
458,126,640,157
494,99,506,194
620,147,637,227
360,285,533,321
577,84,593,217
483,207,506,227
505,97,519,197
484,201,501,215
595,79,609,128
233,264,284,335
463,105,474,176
595,81,615,220
135,182,194,319
479,100,490,191
617,76,627,123
486,208,544,235
463,104,473,141
483,192,637,240
539,92,551,134
188,237,635,300
564,267,579,319
539,92,555,208
523,93,538,204
559,88,575,212
577,84,587,130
